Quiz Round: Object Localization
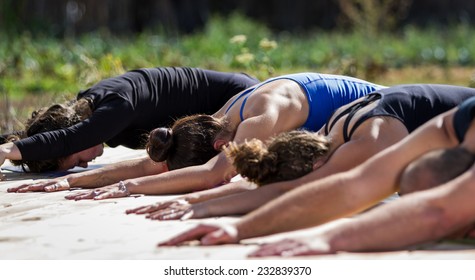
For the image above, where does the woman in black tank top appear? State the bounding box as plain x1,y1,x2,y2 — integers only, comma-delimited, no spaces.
309,84,475,180
127,84,475,223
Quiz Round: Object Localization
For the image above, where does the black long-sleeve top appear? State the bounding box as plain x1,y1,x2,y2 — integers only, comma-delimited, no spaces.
15,67,259,160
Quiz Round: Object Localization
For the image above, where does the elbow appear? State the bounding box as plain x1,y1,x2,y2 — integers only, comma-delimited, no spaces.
440,112,459,146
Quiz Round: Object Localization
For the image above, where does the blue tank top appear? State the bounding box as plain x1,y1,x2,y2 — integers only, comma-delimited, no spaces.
225,73,384,131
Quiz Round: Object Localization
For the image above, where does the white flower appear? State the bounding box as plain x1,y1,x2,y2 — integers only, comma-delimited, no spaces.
259,38,277,51
235,53,255,65
230,35,247,45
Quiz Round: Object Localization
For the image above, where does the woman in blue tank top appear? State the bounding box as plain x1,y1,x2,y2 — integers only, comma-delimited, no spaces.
14,73,383,197
154,88,475,250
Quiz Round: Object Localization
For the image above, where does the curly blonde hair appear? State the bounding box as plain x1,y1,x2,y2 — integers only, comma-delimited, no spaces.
225,130,330,186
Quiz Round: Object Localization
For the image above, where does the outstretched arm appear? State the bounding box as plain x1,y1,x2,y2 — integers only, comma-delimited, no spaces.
66,150,237,200
7,156,165,192
251,165,475,257
126,179,257,216
184,180,257,204
66,156,166,187
147,180,295,220
328,169,475,252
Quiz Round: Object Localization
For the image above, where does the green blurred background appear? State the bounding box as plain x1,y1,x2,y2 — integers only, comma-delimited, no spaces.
1,0,475,133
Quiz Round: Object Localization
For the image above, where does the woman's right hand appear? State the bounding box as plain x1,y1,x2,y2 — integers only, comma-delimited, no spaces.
7,177,71,193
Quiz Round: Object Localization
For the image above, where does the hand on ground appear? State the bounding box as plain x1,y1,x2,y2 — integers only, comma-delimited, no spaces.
7,178,70,193
126,199,187,215
146,201,200,221
65,185,129,200
248,237,331,257
158,224,238,246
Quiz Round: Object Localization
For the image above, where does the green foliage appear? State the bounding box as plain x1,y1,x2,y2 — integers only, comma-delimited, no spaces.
337,0,412,37
1,14,475,99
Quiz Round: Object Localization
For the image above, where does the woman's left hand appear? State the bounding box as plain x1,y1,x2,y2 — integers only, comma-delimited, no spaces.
65,181,130,200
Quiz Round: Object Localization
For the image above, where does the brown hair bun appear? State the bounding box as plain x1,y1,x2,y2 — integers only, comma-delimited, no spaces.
147,127,174,162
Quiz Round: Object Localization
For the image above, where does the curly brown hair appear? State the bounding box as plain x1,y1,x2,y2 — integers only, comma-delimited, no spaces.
225,130,330,186
146,114,232,170
8,98,93,172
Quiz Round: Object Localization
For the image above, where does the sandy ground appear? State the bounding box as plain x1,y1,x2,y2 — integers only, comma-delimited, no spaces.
1,146,475,260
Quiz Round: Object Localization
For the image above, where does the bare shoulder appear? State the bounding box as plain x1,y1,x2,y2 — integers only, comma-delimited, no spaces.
242,79,308,121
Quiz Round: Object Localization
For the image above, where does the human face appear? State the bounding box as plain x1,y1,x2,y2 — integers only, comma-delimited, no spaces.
59,144,104,170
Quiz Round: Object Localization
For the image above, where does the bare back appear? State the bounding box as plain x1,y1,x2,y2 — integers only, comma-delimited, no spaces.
218,79,310,144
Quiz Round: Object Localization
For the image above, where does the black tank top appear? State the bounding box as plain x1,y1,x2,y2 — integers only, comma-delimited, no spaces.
324,84,475,142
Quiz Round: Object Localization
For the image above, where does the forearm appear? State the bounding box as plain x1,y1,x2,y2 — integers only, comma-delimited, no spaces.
126,166,221,195
327,171,475,252
68,156,164,188
236,171,395,240
198,182,290,217
184,180,257,204
326,197,445,252
127,152,236,195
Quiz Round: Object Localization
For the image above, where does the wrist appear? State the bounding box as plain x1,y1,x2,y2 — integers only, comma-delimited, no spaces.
190,203,209,219
234,222,249,241
65,175,80,187
118,181,131,196
1,142,21,160
184,193,203,204
123,179,139,194
322,228,348,254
